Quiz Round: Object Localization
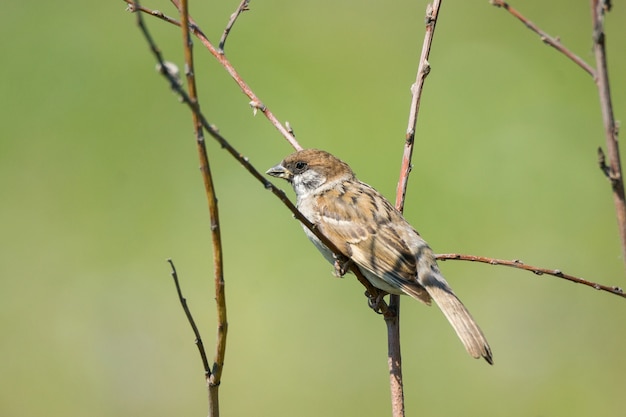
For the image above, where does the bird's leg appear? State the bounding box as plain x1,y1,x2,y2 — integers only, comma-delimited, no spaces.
332,253,352,277
366,290,387,314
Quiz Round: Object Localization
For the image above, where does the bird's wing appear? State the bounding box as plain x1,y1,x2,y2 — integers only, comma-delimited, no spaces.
313,181,420,285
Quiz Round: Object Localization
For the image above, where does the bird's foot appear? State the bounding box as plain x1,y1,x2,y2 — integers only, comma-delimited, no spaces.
366,291,387,314
332,254,352,278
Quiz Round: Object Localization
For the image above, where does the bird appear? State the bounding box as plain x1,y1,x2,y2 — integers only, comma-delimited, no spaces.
266,148,493,364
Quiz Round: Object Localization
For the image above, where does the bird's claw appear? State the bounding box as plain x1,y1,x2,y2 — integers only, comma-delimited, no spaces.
366,291,386,314
332,254,352,277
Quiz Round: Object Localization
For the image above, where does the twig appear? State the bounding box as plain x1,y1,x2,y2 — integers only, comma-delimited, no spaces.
218,0,250,54
436,254,625,298
125,2,179,26
395,0,441,214
591,0,626,270
167,259,212,376
124,0,300,151
598,147,614,181
390,2,443,416
178,0,227,414
171,0,301,151
489,0,596,78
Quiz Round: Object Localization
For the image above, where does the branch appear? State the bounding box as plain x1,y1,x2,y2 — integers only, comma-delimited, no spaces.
591,0,626,270
395,1,441,213
125,0,300,151
168,259,212,375
436,254,625,298
489,0,596,78
125,2,180,26
218,0,250,54
390,2,443,416
178,0,227,414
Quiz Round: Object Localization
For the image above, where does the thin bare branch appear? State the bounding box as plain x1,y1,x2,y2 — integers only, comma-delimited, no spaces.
123,0,301,151
490,0,596,78
218,0,251,54
436,254,625,298
591,0,626,270
385,293,404,417
167,259,212,376
178,0,227,414
125,2,179,26
395,0,442,214
390,2,443,416
169,0,301,150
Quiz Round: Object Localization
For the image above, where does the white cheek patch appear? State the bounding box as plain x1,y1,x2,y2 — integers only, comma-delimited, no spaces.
294,170,326,197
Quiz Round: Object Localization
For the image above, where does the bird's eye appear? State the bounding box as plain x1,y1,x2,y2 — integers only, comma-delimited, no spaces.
294,161,308,172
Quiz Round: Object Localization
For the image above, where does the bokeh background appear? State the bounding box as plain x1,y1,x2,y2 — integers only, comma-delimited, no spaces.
2,0,625,416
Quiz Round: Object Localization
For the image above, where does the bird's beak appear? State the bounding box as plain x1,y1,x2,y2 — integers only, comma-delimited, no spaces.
266,163,292,181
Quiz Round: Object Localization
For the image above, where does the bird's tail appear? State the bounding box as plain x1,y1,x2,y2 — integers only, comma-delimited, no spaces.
418,272,493,364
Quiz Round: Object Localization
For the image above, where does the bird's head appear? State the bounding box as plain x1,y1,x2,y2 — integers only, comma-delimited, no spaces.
266,149,354,197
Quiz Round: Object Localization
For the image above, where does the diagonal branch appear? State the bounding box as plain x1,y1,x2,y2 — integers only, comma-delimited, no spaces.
168,259,212,377
169,0,300,151
490,0,596,78
124,0,301,151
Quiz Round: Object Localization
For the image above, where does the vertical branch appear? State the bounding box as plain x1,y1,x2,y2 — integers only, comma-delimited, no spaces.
591,0,626,269
388,2,443,417
395,0,442,213
179,1,227,415
385,294,404,417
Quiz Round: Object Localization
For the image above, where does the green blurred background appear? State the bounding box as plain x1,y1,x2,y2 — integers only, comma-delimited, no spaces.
2,0,625,416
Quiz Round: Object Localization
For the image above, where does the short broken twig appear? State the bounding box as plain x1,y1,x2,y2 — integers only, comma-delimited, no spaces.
218,0,251,54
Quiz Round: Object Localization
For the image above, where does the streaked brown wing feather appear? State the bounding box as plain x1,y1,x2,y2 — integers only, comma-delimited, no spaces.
313,181,418,284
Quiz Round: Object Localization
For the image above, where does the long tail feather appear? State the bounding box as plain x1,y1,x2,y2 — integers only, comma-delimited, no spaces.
416,272,493,364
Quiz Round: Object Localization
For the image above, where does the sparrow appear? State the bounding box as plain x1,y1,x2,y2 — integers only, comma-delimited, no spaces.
267,149,493,364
